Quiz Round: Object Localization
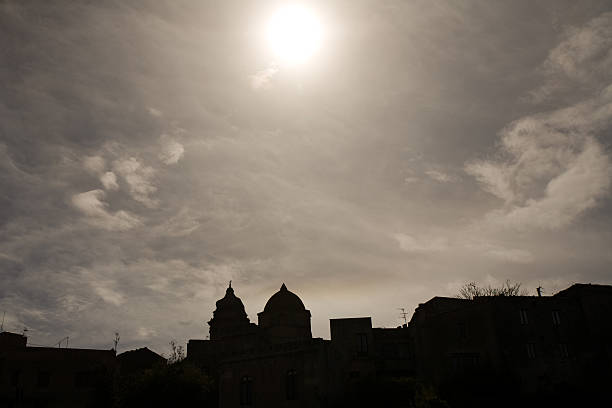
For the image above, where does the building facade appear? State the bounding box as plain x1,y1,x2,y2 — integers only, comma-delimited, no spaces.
0,332,116,408
189,282,612,407
188,283,412,407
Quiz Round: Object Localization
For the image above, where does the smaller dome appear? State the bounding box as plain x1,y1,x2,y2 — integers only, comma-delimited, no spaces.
263,283,306,313
215,284,246,312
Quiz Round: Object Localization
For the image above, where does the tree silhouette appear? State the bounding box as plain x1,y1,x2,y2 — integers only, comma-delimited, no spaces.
457,280,528,299
115,341,214,408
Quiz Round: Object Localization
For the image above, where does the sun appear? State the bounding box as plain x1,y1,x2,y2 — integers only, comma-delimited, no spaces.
266,4,323,66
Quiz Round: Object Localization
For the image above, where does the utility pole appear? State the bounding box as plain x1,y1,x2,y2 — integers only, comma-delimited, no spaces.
1,311,5,332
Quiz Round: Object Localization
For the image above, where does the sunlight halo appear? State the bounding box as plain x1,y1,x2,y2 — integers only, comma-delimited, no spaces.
266,4,323,66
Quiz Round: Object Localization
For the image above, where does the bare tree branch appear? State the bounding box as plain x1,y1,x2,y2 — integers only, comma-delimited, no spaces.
457,280,528,299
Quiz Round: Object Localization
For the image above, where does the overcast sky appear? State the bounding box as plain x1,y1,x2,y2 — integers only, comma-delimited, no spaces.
1,0,612,354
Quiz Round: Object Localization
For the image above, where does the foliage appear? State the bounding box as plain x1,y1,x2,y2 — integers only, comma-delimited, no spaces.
342,376,448,408
457,280,528,300
115,342,214,408
168,339,185,364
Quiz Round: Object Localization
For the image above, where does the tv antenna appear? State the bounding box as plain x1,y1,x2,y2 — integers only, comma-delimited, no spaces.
398,308,409,326
55,336,69,348
113,332,120,353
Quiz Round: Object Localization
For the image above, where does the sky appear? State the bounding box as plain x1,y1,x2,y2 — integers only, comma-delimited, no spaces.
1,0,612,354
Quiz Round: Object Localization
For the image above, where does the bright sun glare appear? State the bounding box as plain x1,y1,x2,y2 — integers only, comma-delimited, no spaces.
266,5,323,66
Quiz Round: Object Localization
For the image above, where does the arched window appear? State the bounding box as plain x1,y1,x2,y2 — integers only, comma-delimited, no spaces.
240,375,253,406
286,369,298,400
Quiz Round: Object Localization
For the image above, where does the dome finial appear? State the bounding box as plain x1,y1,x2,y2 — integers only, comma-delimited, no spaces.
225,281,234,296
281,283,287,291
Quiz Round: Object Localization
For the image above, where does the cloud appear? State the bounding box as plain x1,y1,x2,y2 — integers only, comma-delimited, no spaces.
546,12,612,82
83,156,105,175
71,189,142,231
395,232,534,264
137,327,157,339
468,84,612,229
486,138,611,229
468,242,534,264
530,12,612,102
154,207,201,237
83,157,120,191
425,169,455,183
113,157,159,207
250,65,279,90
159,134,185,165
100,171,119,190
93,285,125,306
147,107,163,117
394,233,449,253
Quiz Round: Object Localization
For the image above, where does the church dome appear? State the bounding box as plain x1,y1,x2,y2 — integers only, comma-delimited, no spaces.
208,282,253,341
263,283,306,313
215,285,246,313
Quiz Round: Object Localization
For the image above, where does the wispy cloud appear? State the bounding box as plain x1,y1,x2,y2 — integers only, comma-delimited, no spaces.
467,12,612,230
100,171,119,191
93,285,126,306
71,189,142,231
467,90,612,229
251,65,279,89
83,156,106,175
394,233,449,253
112,157,159,208
425,169,456,183
159,134,185,165
529,12,612,102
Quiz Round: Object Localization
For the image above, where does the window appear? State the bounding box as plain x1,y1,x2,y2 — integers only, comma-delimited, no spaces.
451,353,480,372
357,333,368,354
240,375,253,406
558,343,569,359
286,369,297,400
74,371,92,388
382,343,398,358
552,310,561,326
519,309,529,325
37,371,51,388
11,370,20,387
526,343,536,359
458,323,468,340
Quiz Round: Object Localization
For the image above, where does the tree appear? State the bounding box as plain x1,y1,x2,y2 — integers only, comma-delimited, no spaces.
168,340,185,364
115,341,214,408
457,280,528,300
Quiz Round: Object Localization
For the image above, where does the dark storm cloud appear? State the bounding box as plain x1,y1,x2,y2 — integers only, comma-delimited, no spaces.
1,0,612,353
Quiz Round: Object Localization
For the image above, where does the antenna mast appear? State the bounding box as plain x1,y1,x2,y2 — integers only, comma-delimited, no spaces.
1,311,5,332
398,308,409,326
55,336,69,348
113,332,120,354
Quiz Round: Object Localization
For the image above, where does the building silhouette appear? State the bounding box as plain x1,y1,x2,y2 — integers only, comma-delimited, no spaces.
188,282,612,407
1,282,611,407
0,331,116,407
